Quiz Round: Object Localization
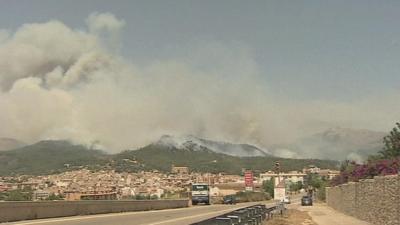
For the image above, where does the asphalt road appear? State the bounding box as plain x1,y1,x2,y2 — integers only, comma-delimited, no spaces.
3,201,275,225
287,198,371,225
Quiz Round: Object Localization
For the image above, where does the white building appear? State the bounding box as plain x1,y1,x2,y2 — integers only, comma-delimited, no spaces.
33,190,50,200
260,171,306,184
121,187,135,197
273,179,286,201
302,165,321,174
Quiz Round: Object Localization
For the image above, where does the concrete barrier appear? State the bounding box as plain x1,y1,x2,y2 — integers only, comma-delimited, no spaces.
0,199,189,223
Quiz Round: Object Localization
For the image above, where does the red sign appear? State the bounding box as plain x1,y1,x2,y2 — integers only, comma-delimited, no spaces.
244,171,254,188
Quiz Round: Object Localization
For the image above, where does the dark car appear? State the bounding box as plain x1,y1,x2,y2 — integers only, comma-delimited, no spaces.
301,195,313,206
223,195,236,204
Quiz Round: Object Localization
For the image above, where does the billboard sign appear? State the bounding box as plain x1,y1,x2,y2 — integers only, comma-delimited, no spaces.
244,171,254,191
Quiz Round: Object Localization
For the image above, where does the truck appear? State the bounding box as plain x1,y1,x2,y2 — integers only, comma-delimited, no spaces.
191,183,210,205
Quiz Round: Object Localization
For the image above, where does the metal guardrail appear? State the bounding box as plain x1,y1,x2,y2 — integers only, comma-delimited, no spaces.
190,203,286,225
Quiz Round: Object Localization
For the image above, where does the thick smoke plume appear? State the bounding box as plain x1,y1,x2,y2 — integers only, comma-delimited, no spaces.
0,13,399,157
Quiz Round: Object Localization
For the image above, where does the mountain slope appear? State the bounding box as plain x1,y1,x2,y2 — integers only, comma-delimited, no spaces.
114,143,338,174
155,135,270,157
0,138,26,151
0,138,339,176
0,140,108,175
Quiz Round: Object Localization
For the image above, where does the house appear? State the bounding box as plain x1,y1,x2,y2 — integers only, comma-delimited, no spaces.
260,171,306,184
171,165,189,175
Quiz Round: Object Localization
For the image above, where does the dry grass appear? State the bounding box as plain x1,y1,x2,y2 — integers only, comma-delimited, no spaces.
265,209,317,225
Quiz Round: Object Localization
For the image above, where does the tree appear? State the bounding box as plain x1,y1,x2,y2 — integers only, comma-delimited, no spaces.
380,123,400,159
331,122,400,187
317,182,326,201
6,190,32,201
289,181,303,192
46,193,64,201
306,174,328,201
150,195,158,200
307,174,324,189
135,194,147,200
262,179,274,198
0,192,8,200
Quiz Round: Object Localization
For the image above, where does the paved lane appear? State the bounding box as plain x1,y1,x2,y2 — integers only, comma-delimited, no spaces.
3,201,275,225
286,200,371,225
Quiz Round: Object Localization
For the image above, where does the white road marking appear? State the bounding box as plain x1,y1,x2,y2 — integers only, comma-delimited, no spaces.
5,207,194,225
5,202,271,225
145,206,245,225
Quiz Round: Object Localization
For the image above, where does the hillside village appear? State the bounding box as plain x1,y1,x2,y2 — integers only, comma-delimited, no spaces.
0,165,339,201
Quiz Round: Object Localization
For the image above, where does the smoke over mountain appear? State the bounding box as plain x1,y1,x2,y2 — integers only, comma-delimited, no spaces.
0,13,398,157
155,135,270,157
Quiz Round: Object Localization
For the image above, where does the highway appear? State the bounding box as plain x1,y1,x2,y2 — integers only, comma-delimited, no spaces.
3,202,275,225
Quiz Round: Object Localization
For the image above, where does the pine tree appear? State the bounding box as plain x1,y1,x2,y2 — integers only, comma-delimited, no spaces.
380,123,400,159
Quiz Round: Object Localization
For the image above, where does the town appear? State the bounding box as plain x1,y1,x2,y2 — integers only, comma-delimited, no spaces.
0,165,339,202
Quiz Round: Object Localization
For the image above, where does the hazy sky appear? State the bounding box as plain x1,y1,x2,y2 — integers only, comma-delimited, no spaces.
0,1,399,154
2,0,399,101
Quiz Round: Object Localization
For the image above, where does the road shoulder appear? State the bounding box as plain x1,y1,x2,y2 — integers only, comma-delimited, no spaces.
294,203,371,225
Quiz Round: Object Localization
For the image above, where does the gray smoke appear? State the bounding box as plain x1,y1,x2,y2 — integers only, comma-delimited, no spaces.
0,13,398,155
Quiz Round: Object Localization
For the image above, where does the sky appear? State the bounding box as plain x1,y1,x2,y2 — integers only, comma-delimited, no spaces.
2,0,399,101
0,1,399,156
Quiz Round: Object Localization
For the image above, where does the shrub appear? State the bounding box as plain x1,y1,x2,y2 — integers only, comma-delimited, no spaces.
235,191,270,202
331,158,399,186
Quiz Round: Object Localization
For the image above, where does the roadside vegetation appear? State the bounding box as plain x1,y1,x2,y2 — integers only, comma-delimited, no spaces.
0,188,32,201
331,122,400,186
235,191,271,202
262,179,275,198
303,122,400,202
289,181,304,193
265,209,316,225
306,174,327,201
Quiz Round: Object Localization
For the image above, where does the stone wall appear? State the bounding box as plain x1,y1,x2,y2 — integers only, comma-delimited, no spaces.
326,175,399,225
0,199,189,223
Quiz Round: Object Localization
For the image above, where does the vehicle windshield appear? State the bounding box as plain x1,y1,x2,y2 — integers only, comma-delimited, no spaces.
192,185,208,191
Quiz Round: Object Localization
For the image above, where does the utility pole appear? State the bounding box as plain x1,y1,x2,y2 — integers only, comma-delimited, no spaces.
274,161,281,184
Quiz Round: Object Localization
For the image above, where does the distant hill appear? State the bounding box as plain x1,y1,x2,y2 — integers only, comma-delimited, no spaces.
155,135,270,157
0,138,26,151
277,127,386,161
113,143,338,174
0,139,339,176
0,140,108,176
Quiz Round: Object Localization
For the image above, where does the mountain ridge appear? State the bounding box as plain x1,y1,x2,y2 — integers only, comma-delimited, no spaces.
155,134,271,157
0,139,338,176
0,140,108,176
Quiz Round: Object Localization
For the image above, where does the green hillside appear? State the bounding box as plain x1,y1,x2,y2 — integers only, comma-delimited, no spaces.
0,140,339,176
113,144,339,174
0,140,108,176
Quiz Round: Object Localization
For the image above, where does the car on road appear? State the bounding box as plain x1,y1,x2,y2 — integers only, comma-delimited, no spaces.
301,195,313,206
223,195,236,204
282,196,291,204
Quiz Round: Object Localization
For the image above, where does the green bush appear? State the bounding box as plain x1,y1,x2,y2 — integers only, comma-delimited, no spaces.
262,179,274,198
235,191,270,202
4,190,32,201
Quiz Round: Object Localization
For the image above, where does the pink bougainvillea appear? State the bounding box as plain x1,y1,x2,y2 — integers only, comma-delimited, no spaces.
331,158,400,186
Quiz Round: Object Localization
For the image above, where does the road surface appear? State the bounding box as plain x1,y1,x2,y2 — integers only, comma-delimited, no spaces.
287,199,371,225
2,201,275,225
